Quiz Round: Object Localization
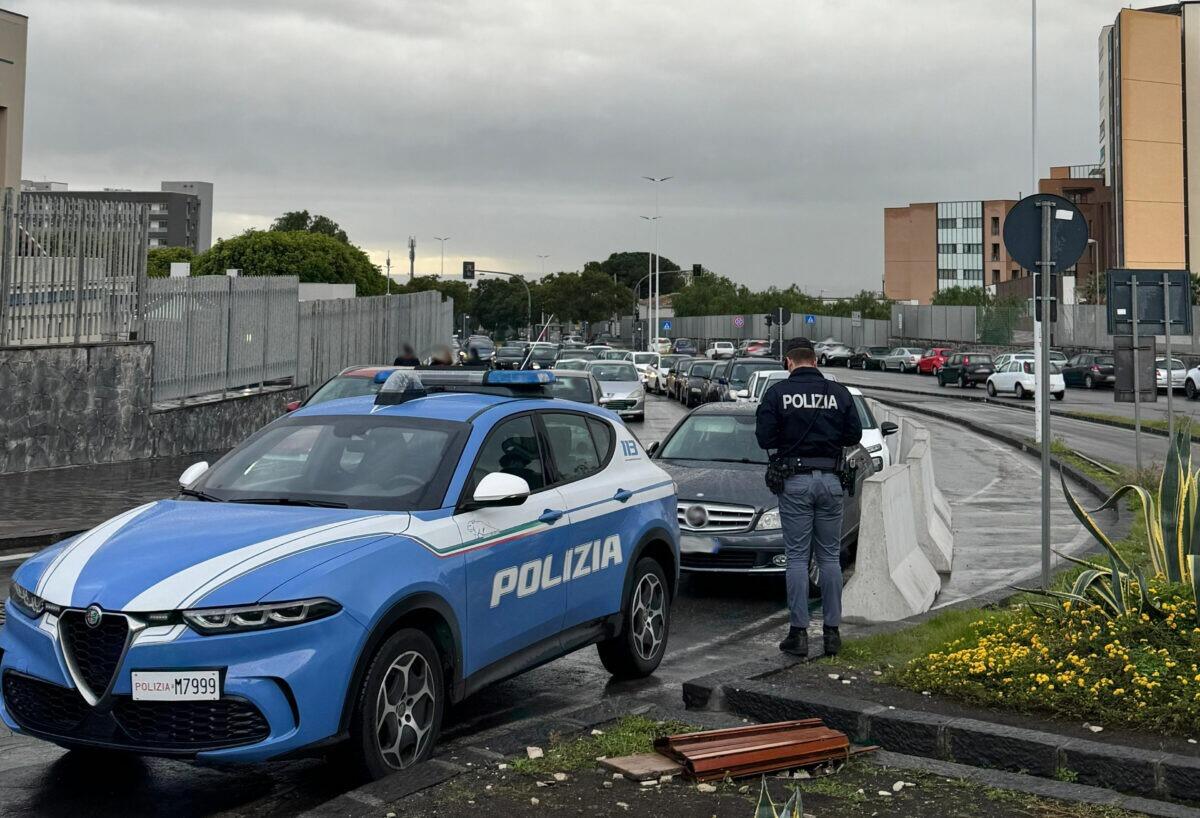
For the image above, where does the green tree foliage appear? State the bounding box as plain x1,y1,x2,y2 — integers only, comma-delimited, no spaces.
930,285,990,306
537,269,630,324
671,274,892,321
269,210,349,244
583,252,683,294
396,275,471,323
193,230,389,295
146,246,195,278
471,278,533,338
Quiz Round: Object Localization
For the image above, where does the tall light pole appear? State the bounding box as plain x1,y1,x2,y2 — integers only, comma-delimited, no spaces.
537,254,550,277
434,236,451,277
643,175,672,350
639,215,660,351
1087,238,1099,304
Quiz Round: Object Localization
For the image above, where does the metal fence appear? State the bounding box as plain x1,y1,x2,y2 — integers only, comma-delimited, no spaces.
142,276,300,402
890,305,978,343
609,312,891,349
298,289,452,388
0,189,148,345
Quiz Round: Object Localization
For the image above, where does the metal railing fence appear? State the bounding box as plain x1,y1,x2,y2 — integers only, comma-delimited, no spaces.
0,189,148,345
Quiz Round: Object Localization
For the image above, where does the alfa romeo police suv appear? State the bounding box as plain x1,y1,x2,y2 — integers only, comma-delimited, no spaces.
0,370,679,779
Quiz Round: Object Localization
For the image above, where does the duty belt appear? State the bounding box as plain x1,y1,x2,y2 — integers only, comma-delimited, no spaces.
780,456,838,472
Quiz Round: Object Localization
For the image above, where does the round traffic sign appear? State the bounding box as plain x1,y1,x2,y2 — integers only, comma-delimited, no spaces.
777,307,793,325
733,315,745,328
1002,194,1089,272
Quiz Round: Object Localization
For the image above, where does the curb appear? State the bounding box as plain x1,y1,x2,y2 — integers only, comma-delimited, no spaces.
0,529,83,554
721,681,1200,806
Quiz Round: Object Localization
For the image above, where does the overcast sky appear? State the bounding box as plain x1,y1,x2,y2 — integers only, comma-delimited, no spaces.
17,0,1128,293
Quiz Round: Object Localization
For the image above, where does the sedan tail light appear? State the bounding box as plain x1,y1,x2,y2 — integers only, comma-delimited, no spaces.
1091,365,1101,372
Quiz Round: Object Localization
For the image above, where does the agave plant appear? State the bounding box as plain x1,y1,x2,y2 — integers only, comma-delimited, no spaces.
754,776,805,818
1026,426,1199,623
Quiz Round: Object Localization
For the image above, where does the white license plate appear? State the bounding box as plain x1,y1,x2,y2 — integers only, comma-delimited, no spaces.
131,670,221,701
680,535,720,555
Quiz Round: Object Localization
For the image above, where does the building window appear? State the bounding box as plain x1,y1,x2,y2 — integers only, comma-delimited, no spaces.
937,243,958,254
961,243,982,255
992,269,1000,284
936,218,957,229
962,217,982,229
962,269,983,281
991,216,1000,236
1012,268,1021,278
148,238,164,247
937,269,957,281
990,243,1000,261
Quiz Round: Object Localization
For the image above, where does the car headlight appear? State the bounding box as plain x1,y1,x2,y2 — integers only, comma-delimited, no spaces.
631,387,644,400
182,598,341,635
8,582,59,619
866,443,882,453
755,507,781,530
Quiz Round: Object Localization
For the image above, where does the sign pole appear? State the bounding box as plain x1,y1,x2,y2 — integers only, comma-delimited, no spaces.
1164,271,1174,445
1036,201,1053,590
1132,273,1142,472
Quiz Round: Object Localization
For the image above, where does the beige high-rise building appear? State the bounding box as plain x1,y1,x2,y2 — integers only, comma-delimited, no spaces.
0,9,27,192
1100,4,1195,270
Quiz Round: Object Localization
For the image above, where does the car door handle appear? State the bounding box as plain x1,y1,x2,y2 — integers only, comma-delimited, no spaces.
539,509,564,524
613,489,633,503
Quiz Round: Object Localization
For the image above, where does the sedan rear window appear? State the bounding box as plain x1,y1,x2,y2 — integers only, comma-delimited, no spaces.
659,414,769,464
588,363,638,381
306,376,383,406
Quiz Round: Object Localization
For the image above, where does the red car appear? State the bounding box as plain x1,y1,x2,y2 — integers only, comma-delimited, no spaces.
916,347,954,376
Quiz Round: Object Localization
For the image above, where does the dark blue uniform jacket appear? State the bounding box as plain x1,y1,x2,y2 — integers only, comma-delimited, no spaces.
754,367,863,459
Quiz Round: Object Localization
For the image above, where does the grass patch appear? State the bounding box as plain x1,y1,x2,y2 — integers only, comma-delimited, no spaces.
509,715,693,775
1065,408,1200,440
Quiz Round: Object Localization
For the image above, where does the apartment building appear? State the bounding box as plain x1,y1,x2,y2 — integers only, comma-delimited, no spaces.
0,9,26,192
32,181,213,253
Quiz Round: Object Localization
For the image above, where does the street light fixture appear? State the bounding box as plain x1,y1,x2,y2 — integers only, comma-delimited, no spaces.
434,236,451,277
639,214,661,352
537,254,550,277
642,176,672,351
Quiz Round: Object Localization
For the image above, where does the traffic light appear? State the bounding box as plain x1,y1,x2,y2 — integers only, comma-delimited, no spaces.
764,313,775,327
692,263,702,276
463,261,475,280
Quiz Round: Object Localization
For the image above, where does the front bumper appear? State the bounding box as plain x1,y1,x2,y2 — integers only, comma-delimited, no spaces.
0,599,367,762
679,530,786,572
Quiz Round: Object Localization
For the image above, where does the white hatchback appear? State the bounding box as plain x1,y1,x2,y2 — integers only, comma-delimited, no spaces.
986,360,1065,401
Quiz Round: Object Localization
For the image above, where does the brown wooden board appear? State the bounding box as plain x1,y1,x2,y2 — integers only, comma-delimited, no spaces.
654,719,857,782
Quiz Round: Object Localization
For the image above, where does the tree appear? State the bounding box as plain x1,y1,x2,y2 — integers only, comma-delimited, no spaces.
584,252,684,295
146,246,195,278
470,278,533,339
397,275,471,324
537,270,630,324
270,210,349,244
931,286,990,307
193,230,389,295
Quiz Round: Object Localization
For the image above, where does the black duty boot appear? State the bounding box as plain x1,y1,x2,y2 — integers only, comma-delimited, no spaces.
778,627,809,657
823,626,841,657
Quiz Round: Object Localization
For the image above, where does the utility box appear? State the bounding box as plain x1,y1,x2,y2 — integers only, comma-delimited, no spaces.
1113,335,1157,403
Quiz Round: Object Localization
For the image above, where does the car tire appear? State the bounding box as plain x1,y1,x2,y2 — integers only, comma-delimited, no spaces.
959,374,968,389
1053,392,1065,401
1015,383,1026,399
986,381,996,397
1188,379,1198,401
597,556,670,678
631,413,645,422
1084,374,1095,389
819,354,828,366
346,628,445,781
937,373,945,387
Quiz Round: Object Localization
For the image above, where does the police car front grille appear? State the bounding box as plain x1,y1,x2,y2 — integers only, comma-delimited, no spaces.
3,671,91,734
59,610,130,699
113,697,270,751
677,501,757,533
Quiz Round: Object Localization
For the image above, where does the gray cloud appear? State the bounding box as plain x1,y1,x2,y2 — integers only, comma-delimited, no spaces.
16,0,1122,290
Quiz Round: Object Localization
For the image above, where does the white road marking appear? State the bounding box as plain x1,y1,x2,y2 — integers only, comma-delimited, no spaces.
0,551,36,565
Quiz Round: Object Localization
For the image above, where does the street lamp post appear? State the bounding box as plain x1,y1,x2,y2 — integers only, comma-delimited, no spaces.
639,215,661,351
1087,238,1100,304
642,176,672,351
434,236,451,277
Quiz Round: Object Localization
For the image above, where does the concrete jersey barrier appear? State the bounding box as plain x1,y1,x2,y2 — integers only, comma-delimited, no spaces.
904,438,954,574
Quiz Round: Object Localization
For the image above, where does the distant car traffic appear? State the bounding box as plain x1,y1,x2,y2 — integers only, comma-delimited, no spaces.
937,352,994,388
987,360,1066,401
649,402,872,584
553,358,592,372
672,338,698,355
1156,357,1188,392
683,360,718,407
1062,353,1115,389
737,339,771,357
556,349,599,365
880,347,925,373
544,368,605,404
524,345,559,370
816,342,853,367
493,344,528,370
705,341,736,360
585,360,645,421
916,347,954,376
650,354,689,395
288,366,396,412
631,352,660,386
849,345,892,370
667,358,703,401
712,358,783,402
653,337,673,355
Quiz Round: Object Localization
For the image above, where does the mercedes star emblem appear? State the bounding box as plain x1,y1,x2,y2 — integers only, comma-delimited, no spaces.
684,505,708,528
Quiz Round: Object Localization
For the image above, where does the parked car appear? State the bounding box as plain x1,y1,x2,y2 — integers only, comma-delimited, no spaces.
737,339,771,357
683,360,719,407
992,352,1033,371
1157,357,1188,392
556,348,598,365
651,354,689,395
672,338,699,355
1062,353,1115,389
288,366,396,412
553,358,591,372
986,360,1066,400
667,357,703,401
916,347,954,376
493,343,528,370
849,345,892,370
880,347,925,373
1018,349,1068,366
743,369,788,403
585,360,645,421
937,352,995,388
713,358,785,402
653,337,673,355
544,368,605,404
813,337,841,355
1185,364,1200,400
649,403,872,585
631,352,660,385
817,342,853,367
705,341,736,360
599,349,632,361
524,344,559,370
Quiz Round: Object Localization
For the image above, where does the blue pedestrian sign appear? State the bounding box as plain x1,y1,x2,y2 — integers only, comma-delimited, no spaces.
661,319,672,331
804,314,816,325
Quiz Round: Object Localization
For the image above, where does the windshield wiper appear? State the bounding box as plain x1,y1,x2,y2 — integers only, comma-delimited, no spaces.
706,457,767,465
179,487,223,502
230,497,350,509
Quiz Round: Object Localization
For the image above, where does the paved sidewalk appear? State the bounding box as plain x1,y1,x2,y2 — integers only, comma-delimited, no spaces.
0,450,226,548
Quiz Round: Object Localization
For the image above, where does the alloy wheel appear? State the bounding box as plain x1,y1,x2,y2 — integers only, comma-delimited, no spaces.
630,573,666,661
375,651,437,770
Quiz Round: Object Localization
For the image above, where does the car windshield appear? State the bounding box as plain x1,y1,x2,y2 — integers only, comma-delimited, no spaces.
195,416,467,511
567,350,598,361
633,353,658,365
659,413,769,464
588,363,638,382
1094,356,1114,365
555,359,590,371
660,355,686,368
1020,362,1063,375
728,361,781,387
962,354,992,364
1157,358,1186,369
689,362,716,378
499,345,524,355
544,375,595,403
753,372,787,399
306,375,384,406
529,347,557,362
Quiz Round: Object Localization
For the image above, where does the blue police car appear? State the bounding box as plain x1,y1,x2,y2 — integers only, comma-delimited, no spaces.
0,370,679,779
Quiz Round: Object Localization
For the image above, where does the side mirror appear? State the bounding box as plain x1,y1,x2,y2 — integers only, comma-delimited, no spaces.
472,472,531,507
736,389,749,398
880,421,899,437
647,441,660,456
179,461,209,487
285,400,301,412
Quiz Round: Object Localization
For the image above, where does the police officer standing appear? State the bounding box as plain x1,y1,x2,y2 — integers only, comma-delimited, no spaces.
755,340,862,658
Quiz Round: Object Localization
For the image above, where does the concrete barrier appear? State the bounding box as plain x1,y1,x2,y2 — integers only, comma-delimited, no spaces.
842,465,940,623
907,425,952,528
905,439,954,574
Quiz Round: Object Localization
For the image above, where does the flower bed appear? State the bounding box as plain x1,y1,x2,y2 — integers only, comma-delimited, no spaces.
898,588,1200,735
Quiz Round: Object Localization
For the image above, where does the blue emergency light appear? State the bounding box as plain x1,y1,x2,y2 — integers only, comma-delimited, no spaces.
374,368,556,405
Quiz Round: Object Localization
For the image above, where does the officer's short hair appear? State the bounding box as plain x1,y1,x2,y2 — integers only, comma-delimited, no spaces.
786,345,816,365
